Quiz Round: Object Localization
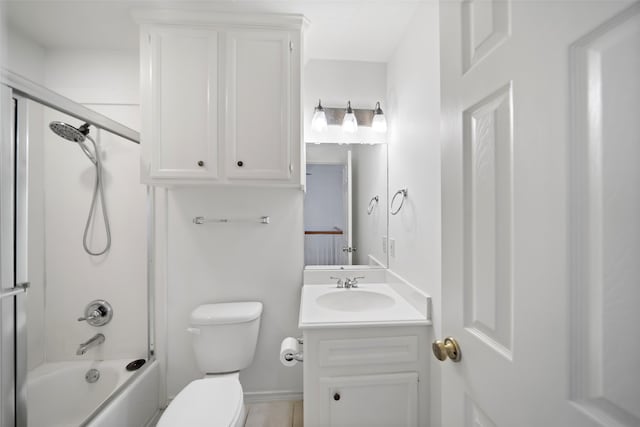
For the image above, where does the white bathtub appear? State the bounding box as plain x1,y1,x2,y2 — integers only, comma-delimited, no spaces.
27,359,159,427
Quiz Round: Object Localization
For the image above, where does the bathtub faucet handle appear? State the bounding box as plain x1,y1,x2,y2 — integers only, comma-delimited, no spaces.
78,300,113,327
78,309,101,322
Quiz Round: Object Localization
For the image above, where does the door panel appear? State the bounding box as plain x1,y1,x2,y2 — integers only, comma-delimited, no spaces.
569,5,640,425
440,1,638,426
148,27,219,179
462,82,514,359
225,30,291,180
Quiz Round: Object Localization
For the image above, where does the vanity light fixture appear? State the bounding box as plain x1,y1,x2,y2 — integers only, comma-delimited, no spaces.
311,101,388,136
372,101,387,133
342,101,358,133
311,99,328,132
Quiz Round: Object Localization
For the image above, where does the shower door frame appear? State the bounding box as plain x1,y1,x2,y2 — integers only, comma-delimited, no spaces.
0,85,29,427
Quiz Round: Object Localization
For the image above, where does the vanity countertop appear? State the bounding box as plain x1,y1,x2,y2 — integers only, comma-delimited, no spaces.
298,283,431,329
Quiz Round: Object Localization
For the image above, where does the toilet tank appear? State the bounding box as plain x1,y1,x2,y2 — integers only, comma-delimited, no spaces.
189,302,263,374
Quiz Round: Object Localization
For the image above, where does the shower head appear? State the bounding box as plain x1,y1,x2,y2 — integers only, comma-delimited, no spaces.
49,121,97,164
49,121,91,143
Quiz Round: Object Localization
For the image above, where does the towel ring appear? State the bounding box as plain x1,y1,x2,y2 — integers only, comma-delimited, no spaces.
390,189,408,215
367,196,379,215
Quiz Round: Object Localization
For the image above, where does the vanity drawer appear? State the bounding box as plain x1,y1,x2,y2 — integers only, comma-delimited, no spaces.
318,336,418,367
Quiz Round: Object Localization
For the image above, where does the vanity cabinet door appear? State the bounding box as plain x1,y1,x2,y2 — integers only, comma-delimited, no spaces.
319,372,418,427
224,30,293,181
141,26,220,181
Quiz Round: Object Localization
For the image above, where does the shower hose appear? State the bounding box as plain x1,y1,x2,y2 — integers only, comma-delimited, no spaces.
82,134,111,256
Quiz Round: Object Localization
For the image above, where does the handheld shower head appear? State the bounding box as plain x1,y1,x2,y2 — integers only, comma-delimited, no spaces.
48,120,111,256
49,121,96,164
49,121,90,143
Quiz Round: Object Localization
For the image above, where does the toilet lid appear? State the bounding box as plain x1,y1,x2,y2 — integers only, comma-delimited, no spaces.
157,376,244,427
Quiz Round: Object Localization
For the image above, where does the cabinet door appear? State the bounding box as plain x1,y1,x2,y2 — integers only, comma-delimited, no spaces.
225,31,291,180
147,27,219,179
319,372,418,427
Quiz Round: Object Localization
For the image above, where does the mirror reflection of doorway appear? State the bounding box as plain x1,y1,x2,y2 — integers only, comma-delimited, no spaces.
304,157,352,265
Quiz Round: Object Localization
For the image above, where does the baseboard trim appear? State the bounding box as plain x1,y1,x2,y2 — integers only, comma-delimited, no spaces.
244,390,303,403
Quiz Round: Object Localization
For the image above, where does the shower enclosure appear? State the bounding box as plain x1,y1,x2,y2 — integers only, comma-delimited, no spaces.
0,73,159,427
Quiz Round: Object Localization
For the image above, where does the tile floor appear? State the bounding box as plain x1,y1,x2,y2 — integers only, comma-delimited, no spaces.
151,400,303,427
245,400,303,427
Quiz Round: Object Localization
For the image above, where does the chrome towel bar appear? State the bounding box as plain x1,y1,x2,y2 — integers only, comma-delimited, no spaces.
193,216,270,225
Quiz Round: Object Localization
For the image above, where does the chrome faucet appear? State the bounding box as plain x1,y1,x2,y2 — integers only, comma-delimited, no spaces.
76,333,105,355
344,276,365,289
330,276,344,288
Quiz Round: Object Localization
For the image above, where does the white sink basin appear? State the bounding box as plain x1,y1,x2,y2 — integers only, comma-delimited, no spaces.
299,283,429,327
316,290,395,312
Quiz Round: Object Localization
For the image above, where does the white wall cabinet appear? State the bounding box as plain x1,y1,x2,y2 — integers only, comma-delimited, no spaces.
137,12,305,187
303,327,429,427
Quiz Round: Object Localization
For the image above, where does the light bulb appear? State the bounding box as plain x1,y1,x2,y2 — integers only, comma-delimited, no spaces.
342,101,358,133
372,101,387,133
311,99,328,132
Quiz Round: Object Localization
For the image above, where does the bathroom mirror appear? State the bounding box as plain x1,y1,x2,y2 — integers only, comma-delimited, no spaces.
304,143,388,268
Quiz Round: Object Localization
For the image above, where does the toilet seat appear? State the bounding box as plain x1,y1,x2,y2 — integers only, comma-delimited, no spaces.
157,375,245,427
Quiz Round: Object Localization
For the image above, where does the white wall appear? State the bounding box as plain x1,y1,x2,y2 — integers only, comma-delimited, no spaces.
304,59,387,145
7,26,46,85
161,187,304,398
386,3,441,426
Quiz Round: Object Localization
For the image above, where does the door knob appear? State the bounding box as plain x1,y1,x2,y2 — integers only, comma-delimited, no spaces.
432,337,461,362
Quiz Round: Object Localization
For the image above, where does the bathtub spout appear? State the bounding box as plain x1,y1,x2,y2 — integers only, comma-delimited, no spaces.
77,333,105,355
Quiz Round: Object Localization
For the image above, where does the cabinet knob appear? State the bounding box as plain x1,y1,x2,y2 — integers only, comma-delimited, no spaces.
333,392,341,401
197,160,205,167
237,161,244,167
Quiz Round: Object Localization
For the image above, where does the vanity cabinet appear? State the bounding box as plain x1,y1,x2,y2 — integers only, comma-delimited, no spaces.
319,372,418,427
303,327,429,427
137,12,305,187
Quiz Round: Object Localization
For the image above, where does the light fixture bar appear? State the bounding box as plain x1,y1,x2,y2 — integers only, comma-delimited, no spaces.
323,107,375,127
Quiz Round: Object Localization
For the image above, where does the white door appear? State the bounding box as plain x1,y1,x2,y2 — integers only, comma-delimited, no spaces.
440,1,640,426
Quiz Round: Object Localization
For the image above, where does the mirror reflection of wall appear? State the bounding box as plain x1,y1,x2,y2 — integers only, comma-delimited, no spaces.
304,143,387,268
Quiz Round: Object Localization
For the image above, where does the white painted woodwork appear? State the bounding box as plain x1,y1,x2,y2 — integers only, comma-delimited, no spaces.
318,336,418,367
302,326,429,427
137,12,305,187
318,372,418,427
569,5,640,425
440,1,639,426
146,27,219,180
225,30,291,180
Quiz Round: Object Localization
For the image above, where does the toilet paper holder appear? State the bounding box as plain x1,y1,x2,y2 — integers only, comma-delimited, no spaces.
284,351,304,363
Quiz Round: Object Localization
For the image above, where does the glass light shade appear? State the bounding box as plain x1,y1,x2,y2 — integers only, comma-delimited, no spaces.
311,110,328,132
372,113,387,133
311,99,328,132
372,101,387,133
342,101,358,133
342,113,358,133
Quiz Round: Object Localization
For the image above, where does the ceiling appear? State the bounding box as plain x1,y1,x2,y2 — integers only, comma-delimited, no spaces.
6,0,426,63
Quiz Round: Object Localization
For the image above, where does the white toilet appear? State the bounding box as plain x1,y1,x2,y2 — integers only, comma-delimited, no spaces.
158,301,263,427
